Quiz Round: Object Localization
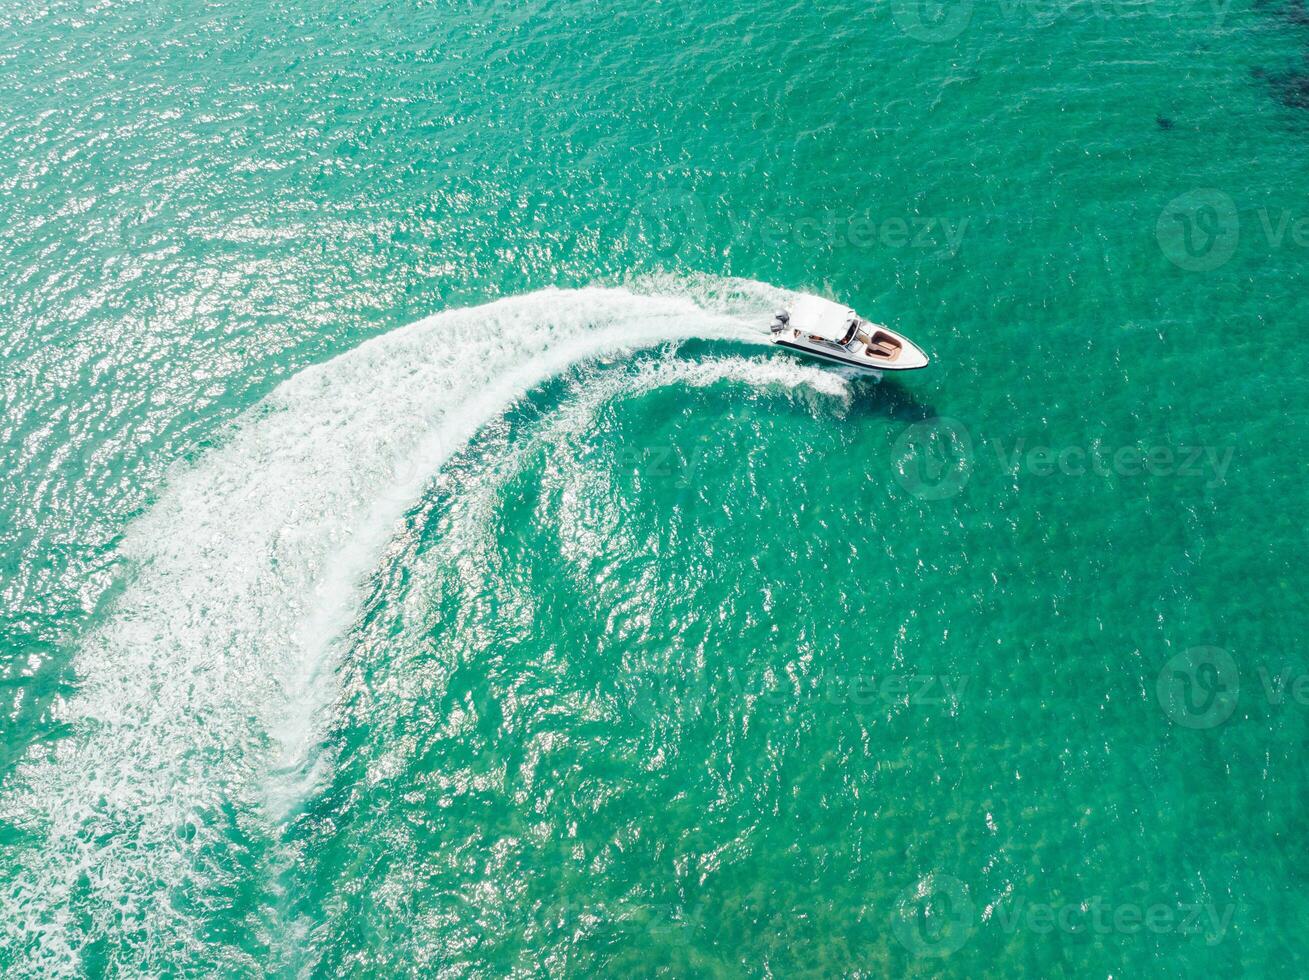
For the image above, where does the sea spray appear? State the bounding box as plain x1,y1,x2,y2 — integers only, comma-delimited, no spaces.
0,283,787,976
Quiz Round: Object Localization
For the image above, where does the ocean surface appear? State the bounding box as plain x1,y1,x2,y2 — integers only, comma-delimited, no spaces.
2,0,1307,975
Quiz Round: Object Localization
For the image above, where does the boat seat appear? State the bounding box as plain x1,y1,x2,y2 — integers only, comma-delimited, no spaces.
866,332,902,360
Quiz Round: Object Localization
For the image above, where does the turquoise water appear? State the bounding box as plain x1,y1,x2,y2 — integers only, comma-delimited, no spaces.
2,0,1308,975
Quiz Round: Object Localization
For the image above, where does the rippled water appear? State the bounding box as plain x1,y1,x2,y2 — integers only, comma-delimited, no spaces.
2,0,1307,975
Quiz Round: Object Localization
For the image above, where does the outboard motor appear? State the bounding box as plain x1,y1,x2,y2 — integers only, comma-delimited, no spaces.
770,309,790,334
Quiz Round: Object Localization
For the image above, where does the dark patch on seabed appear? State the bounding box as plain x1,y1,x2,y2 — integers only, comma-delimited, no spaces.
1255,0,1309,108
1270,60,1309,106
1254,61,1309,108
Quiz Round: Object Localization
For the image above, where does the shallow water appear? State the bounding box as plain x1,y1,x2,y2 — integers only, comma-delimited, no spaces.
1,0,1307,975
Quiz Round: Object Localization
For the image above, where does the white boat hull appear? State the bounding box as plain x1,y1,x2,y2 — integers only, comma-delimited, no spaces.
769,323,930,373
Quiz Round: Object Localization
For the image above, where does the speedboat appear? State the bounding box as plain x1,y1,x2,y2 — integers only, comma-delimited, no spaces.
769,296,929,373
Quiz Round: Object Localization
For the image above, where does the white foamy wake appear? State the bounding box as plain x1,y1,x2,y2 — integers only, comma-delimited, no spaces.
418,350,855,605
0,281,841,974
525,354,853,584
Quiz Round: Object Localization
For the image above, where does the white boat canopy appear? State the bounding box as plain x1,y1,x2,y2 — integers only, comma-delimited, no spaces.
789,295,857,342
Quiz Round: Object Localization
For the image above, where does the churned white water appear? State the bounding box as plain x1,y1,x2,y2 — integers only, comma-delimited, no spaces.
0,281,824,975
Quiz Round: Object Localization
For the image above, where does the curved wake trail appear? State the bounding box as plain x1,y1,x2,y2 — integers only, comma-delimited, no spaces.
0,282,786,975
